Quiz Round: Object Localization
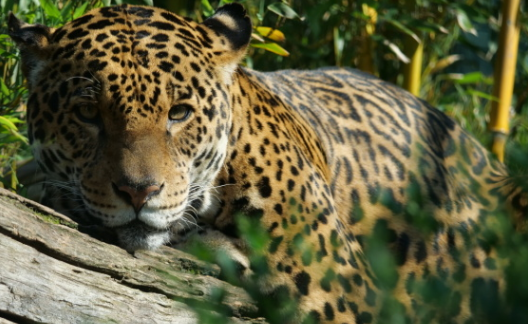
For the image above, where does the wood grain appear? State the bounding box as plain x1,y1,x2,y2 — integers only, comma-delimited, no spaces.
0,188,265,324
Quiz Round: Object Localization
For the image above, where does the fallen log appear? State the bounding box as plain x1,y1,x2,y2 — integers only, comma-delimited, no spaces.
0,188,266,324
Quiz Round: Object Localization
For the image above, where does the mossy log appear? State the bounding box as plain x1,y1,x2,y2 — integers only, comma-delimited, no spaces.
0,188,266,324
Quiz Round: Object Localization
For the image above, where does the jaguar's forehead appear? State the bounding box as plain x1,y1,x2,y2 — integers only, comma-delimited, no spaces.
14,3,251,127
47,5,217,78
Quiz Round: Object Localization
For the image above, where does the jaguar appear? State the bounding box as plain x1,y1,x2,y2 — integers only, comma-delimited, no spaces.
8,3,527,323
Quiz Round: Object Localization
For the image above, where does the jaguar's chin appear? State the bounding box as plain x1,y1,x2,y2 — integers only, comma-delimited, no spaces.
115,220,171,252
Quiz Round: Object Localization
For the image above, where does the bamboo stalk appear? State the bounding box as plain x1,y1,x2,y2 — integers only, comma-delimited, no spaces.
357,3,377,74
402,0,423,97
402,36,423,96
489,0,521,162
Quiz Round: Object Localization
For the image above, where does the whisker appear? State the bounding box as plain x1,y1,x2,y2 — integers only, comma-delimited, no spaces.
65,76,94,83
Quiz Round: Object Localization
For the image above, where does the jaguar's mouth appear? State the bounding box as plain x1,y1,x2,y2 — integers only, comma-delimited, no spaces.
116,219,166,232
114,219,171,251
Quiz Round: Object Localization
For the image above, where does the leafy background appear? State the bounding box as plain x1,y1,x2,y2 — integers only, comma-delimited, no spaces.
1,0,528,323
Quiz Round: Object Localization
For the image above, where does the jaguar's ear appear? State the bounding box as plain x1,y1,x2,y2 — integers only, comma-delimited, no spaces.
8,13,53,86
202,3,252,66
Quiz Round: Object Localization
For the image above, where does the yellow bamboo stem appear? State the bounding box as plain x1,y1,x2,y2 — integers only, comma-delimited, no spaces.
402,36,423,96
402,0,423,97
357,4,377,74
489,0,521,162
10,159,17,191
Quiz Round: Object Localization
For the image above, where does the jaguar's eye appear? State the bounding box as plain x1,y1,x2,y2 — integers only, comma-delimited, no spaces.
75,104,99,123
169,104,193,122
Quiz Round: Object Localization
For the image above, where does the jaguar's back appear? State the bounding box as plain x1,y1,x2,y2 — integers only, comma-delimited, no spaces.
227,66,522,321
241,67,519,321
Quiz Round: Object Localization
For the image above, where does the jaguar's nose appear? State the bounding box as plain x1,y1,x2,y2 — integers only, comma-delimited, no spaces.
113,182,162,213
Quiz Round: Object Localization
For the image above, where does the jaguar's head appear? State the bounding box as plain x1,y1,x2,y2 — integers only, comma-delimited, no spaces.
8,4,252,251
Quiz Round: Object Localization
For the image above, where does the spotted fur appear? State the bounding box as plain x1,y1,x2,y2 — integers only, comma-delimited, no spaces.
8,4,526,323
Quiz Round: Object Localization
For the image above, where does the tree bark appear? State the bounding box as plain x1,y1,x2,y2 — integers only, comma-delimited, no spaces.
0,188,266,324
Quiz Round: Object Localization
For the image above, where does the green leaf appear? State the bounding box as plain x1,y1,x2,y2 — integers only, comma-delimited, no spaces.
446,72,492,85
375,36,409,63
333,27,344,66
0,116,27,145
267,2,300,20
455,8,477,36
383,18,420,43
39,0,61,19
459,72,491,84
255,27,285,42
0,116,19,132
0,78,9,97
251,42,290,56
467,89,499,102
428,55,462,74
73,2,90,19
201,0,215,17
13,0,30,13
407,20,448,34
60,1,73,21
